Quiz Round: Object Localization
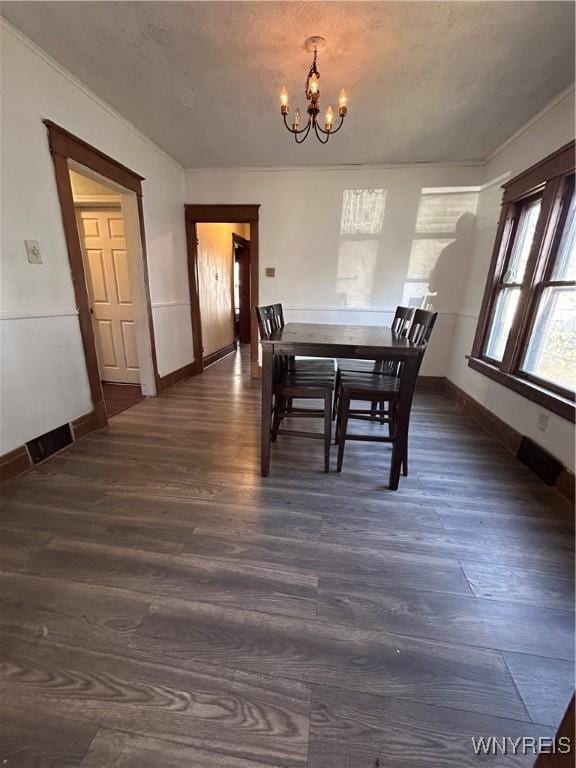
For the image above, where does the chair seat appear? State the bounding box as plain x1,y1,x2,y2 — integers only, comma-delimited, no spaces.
280,370,335,390
340,372,400,395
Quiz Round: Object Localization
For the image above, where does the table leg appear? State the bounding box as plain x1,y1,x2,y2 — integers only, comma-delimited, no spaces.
389,356,418,490
261,344,273,477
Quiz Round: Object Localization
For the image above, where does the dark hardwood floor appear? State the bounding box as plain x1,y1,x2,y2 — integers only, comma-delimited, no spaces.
1,349,574,767
102,382,145,418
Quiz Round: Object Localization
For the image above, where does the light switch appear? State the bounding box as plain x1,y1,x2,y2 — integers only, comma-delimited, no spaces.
25,240,42,264
265,267,275,277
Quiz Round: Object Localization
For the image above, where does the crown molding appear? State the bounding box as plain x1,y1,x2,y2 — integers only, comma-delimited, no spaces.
184,160,485,174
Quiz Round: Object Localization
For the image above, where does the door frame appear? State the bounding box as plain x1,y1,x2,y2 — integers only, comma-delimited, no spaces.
184,204,260,377
45,120,160,427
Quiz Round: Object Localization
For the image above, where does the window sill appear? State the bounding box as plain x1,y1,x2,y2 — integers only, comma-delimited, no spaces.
467,357,575,423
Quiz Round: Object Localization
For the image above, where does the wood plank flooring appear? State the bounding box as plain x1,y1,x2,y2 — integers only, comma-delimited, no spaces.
1,349,574,767
102,382,145,418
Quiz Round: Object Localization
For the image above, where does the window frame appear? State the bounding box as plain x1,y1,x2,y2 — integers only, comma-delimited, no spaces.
469,141,575,423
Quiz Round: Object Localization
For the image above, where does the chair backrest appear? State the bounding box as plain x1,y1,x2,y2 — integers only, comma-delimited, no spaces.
271,303,285,329
391,306,415,337
256,305,280,340
408,308,438,347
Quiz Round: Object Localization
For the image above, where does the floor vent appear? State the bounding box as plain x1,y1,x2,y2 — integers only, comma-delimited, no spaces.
517,436,562,486
26,424,73,464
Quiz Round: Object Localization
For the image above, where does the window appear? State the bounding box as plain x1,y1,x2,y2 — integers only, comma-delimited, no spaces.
470,141,575,422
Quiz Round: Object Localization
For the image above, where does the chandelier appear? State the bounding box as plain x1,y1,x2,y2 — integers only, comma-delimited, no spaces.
279,37,348,144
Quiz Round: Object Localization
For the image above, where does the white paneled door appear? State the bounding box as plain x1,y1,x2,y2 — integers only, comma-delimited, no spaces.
76,208,140,384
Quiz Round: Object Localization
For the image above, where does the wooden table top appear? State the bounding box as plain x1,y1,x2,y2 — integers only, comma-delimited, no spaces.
261,322,421,357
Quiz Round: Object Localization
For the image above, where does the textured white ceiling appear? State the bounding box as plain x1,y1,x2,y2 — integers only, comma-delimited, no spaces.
2,1,574,168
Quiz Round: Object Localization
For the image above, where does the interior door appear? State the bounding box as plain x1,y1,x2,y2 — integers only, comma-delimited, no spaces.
76,208,140,384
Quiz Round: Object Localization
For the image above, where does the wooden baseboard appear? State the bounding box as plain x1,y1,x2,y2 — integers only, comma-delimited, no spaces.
157,360,201,393
2,359,201,485
203,343,236,368
416,376,446,393
71,408,102,440
1,405,104,485
445,378,574,503
0,446,32,483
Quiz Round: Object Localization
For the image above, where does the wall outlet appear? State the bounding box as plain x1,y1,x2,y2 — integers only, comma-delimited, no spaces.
536,411,550,432
25,240,42,264
265,267,275,277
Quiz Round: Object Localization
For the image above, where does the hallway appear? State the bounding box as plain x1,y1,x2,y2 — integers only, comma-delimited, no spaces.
0,349,573,767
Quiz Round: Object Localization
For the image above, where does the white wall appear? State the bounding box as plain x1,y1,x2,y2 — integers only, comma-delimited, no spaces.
0,22,193,454
448,90,575,471
185,164,484,376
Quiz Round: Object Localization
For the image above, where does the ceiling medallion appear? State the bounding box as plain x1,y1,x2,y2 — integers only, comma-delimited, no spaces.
279,36,348,144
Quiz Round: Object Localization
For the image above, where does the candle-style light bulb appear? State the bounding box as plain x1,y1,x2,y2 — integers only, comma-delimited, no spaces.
338,89,348,116
309,73,319,96
280,86,289,107
325,105,334,131
293,108,301,131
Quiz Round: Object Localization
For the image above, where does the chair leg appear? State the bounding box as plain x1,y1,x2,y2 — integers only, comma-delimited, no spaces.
336,393,350,473
332,369,341,420
378,400,386,424
271,396,283,442
324,392,332,473
402,410,412,475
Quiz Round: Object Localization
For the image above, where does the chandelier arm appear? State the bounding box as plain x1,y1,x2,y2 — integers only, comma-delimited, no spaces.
312,120,330,145
283,112,312,136
315,115,345,137
327,115,346,135
294,121,313,144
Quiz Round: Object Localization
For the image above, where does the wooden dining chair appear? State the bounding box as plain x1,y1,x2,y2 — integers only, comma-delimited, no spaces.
256,304,335,472
270,302,335,377
335,309,438,488
333,305,415,419
336,306,415,375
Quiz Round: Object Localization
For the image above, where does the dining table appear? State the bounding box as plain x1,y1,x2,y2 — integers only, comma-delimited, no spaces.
260,322,423,483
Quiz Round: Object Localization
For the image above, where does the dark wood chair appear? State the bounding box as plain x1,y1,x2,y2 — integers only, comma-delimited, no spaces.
336,306,415,375
257,304,335,472
333,305,415,419
335,309,438,488
271,302,335,378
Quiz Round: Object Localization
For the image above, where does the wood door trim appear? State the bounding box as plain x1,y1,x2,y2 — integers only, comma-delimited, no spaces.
45,121,160,420
45,120,144,193
184,204,260,375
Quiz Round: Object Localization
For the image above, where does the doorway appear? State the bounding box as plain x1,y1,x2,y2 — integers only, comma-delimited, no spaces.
185,205,260,377
46,121,159,427
71,170,146,416
233,233,251,345
194,222,250,367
